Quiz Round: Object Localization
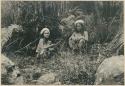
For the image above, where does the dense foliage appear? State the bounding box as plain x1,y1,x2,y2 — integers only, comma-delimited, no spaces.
1,1,124,85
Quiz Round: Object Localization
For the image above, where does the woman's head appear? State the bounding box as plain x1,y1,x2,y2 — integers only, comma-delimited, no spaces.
40,28,50,38
74,20,85,32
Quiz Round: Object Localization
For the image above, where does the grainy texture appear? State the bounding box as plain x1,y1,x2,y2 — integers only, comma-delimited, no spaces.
95,55,124,85
1,1,124,85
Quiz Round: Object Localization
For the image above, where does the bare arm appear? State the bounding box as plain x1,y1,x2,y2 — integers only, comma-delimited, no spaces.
44,41,61,49
84,31,88,41
36,39,43,53
79,31,88,41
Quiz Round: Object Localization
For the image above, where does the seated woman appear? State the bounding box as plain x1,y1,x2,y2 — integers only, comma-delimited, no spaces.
36,28,55,61
69,20,88,54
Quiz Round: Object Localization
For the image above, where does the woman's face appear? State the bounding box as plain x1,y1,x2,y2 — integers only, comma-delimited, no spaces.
43,30,50,38
76,23,82,31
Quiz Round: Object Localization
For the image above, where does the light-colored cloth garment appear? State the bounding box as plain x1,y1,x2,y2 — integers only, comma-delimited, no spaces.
36,38,52,55
40,28,50,35
74,19,85,26
69,31,88,51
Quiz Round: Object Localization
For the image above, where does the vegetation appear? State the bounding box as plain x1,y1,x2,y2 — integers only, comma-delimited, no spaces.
1,1,124,85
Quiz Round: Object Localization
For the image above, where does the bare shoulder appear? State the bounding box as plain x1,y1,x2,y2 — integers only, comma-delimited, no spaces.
40,38,44,41
84,31,88,34
38,38,44,44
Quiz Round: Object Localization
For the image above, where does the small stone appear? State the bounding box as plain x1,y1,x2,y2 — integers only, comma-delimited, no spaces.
36,73,56,85
15,76,24,85
53,81,61,85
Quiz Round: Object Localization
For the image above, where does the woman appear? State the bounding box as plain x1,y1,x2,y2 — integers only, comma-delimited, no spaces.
69,20,88,54
36,28,55,61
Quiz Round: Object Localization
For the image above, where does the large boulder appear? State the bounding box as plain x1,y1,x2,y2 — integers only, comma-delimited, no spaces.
95,55,124,85
36,72,59,85
1,54,24,85
1,54,15,75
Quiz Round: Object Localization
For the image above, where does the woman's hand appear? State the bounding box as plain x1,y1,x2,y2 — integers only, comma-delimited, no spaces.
79,36,85,40
44,44,56,49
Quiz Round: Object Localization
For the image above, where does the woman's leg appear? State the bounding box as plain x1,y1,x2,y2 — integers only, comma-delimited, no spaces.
78,39,86,54
36,53,42,64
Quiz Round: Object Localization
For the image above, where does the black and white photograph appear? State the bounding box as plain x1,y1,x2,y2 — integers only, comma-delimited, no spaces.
1,1,124,85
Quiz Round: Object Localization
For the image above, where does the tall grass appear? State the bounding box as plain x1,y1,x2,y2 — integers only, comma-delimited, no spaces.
9,50,104,85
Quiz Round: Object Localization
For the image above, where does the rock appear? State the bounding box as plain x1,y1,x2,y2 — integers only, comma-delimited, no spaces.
1,54,15,74
36,73,57,85
95,55,124,85
14,76,24,85
1,54,24,85
1,54,15,75
53,81,61,85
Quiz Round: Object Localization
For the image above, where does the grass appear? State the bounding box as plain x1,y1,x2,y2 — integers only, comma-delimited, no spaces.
7,48,105,85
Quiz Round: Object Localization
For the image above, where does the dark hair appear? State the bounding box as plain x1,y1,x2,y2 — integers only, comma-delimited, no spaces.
74,23,86,32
